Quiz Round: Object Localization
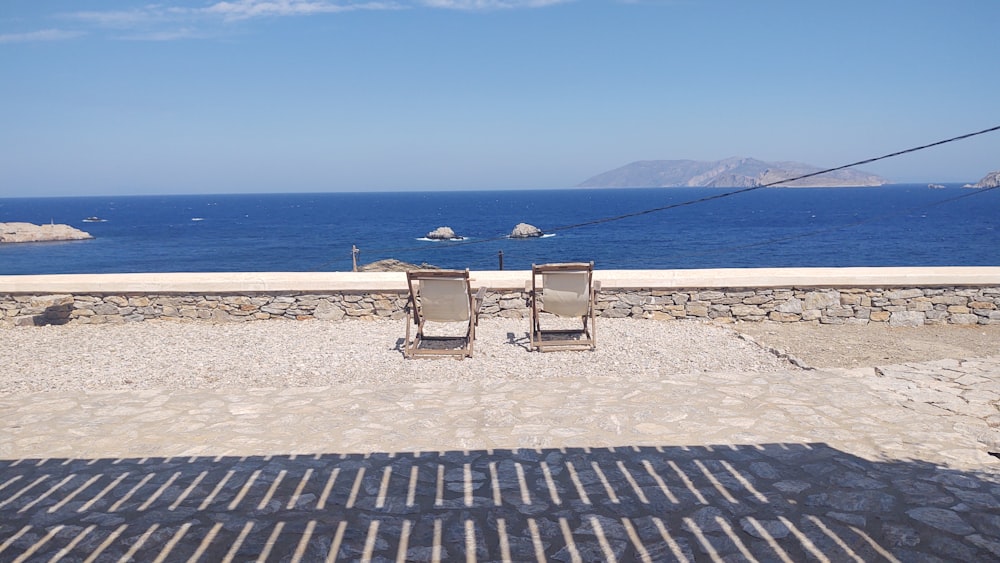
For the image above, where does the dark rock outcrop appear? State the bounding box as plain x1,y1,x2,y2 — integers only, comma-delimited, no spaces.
357,259,439,272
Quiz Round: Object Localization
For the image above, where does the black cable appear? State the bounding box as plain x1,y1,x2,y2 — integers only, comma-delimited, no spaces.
548,124,1000,233
312,124,1000,270
640,184,1000,263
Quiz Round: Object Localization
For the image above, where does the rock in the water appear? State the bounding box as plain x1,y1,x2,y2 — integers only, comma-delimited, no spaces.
426,226,460,240
0,222,93,243
357,259,439,272
510,223,543,238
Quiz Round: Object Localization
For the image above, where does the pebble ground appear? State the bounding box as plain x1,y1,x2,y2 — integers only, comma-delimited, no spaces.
1,320,998,561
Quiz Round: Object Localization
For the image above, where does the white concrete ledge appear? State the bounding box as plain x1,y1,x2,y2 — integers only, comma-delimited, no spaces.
0,267,998,294
593,267,1000,290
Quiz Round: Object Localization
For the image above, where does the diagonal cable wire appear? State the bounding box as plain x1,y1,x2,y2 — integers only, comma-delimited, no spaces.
547,124,1000,233
312,124,1000,270
634,184,1000,264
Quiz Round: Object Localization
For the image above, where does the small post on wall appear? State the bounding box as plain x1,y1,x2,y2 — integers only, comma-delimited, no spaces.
351,245,359,272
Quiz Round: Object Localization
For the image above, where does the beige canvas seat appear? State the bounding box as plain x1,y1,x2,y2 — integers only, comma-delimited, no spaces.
528,262,600,352
404,269,485,359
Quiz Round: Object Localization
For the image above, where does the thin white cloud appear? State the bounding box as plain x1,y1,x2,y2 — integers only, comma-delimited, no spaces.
119,27,207,41
202,0,401,20
61,1,402,28
420,0,571,9
65,6,189,29
38,0,563,43
66,0,558,26
57,5,200,41
0,28,84,44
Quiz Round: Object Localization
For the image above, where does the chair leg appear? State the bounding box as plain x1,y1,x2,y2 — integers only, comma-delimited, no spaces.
404,312,413,358
580,315,592,351
406,318,426,358
467,317,475,358
529,293,539,351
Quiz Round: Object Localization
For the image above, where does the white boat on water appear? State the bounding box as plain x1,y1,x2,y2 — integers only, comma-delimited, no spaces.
82,216,107,223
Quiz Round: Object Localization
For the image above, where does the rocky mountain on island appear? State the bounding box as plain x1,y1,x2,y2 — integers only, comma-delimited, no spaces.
965,170,1000,188
0,222,93,243
579,157,887,188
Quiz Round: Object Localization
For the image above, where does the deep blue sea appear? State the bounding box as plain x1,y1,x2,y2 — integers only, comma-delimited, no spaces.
1,185,997,274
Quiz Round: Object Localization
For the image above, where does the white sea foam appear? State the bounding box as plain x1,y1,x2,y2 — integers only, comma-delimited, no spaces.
507,233,556,239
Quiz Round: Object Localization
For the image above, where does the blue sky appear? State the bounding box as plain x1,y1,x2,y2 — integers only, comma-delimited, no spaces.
1,0,998,197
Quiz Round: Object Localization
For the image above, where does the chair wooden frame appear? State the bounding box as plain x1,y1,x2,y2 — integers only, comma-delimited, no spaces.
528,262,600,352
404,269,486,359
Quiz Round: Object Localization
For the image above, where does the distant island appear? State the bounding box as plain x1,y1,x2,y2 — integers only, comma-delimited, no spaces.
964,170,1000,189
1,222,93,244
579,157,887,188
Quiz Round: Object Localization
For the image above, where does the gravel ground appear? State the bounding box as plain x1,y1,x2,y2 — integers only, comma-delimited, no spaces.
0,318,794,394
730,322,1000,369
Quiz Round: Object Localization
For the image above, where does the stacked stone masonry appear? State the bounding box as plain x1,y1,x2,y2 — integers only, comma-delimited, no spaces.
3,286,1000,327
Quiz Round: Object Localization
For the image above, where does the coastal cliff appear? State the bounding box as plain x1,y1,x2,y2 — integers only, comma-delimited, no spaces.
967,170,1000,188
579,157,887,188
0,222,93,243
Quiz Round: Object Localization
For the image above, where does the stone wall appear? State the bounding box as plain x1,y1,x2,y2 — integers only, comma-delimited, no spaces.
3,286,999,327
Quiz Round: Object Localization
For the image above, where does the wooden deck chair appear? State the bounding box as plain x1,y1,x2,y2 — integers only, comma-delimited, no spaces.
528,262,600,352
404,269,485,359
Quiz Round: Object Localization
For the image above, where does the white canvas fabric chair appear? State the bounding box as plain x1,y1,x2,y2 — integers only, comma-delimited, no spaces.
404,269,485,359
528,262,599,352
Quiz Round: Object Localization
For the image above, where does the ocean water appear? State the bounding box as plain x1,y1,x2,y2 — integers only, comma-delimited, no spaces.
1,185,997,274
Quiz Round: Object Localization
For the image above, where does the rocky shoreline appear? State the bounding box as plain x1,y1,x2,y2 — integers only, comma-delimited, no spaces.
0,222,93,243
965,169,1000,189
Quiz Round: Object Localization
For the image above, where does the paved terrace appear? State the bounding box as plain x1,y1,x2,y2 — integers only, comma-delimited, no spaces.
1,268,1000,561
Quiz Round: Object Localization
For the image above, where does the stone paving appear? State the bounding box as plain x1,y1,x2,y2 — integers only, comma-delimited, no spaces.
1,357,999,561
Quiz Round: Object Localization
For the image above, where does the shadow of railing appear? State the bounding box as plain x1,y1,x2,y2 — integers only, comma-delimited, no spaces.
1,443,998,561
